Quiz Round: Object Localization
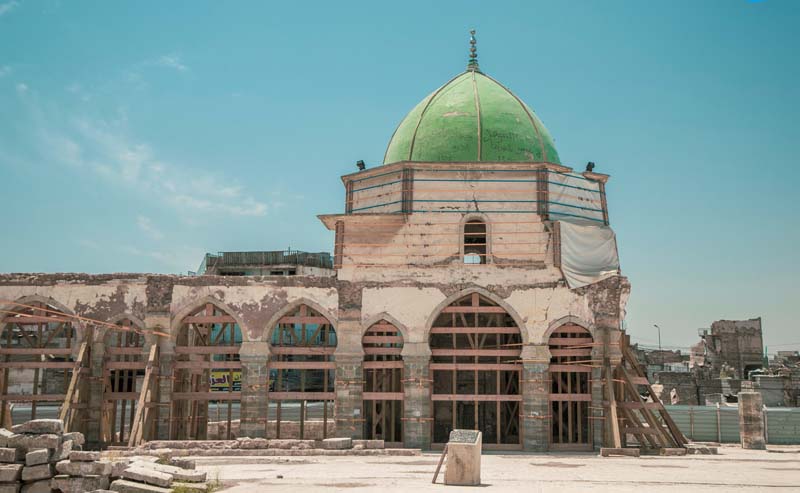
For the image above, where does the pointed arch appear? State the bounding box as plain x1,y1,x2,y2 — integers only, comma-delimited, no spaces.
171,296,248,342
261,297,337,343
424,287,528,345
361,314,405,444
361,311,410,344
543,315,595,344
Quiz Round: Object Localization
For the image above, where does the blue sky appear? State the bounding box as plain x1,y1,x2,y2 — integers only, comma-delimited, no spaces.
0,1,798,351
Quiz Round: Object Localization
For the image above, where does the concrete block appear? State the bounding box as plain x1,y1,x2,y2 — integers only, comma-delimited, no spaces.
322,438,352,450
19,480,50,493
21,464,54,482
120,467,172,488
55,459,112,476
109,479,172,493
365,439,384,449
444,430,482,486
8,434,60,451
69,451,100,462
236,438,267,449
0,483,19,493
61,432,84,447
0,463,23,482
130,461,206,482
51,475,110,493
0,447,16,463
25,450,49,467
11,420,62,436
0,429,14,448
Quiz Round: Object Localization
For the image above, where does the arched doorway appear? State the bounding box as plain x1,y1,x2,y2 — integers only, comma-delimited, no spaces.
0,301,80,426
171,303,242,440
362,319,403,445
548,323,593,450
102,319,146,445
268,304,336,439
429,293,522,449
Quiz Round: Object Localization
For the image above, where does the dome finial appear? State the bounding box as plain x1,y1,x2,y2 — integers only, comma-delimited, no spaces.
467,29,480,72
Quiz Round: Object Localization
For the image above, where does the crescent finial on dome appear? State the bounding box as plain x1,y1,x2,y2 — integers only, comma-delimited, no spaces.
467,29,480,72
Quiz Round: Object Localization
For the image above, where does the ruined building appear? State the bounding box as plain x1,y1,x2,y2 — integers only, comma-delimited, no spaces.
0,37,678,452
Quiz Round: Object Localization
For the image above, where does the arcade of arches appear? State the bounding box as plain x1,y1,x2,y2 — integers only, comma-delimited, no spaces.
0,287,629,453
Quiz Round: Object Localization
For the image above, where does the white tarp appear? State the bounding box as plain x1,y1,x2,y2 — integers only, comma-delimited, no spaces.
560,221,620,289
548,171,605,225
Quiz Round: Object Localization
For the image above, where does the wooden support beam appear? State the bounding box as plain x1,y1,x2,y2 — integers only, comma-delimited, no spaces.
128,345,157,447
59,342,88,431
605,364,622,449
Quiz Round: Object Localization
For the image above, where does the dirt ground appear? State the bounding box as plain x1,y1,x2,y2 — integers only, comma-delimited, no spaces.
195,444,800,492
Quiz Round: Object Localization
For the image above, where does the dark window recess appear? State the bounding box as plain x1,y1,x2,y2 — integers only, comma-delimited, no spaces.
464,220,487,264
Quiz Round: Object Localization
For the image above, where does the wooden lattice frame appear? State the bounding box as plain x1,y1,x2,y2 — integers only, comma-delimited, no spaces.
429,293,522,448
101,319,146,445
268,304,336,439
362,320,403,444
0,301,87,430
170,303,241,440
549,324,593,450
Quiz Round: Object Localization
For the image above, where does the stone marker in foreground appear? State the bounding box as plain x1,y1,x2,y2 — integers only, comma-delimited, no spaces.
739,391,766,450
444,429,481,486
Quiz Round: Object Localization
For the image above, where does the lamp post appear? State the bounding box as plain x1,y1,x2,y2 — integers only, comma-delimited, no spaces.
653,324,662,368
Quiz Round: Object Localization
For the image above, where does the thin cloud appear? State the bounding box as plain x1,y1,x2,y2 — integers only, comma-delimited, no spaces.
0,1,18,17
155,54,188,72
136,215,164,240
15,82,27,93
0,65,11,78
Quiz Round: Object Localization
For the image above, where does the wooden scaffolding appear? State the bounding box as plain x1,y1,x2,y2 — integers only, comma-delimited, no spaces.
362,320,403,445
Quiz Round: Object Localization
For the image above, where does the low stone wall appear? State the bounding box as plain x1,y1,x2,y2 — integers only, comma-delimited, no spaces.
206,419,337,440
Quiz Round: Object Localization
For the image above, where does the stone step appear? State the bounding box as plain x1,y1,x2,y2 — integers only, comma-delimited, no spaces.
120,466,173,488
110,479,172,493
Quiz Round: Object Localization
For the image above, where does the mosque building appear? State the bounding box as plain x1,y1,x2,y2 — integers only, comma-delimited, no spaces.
0,33,683,452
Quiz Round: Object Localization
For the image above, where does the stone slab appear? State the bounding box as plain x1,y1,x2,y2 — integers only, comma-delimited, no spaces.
69,451,100,462
172,482,209,493
321,438,352,450
25,449,49,467
51,474,110,493
167,458,195,470
131,461,206,482
0,483,19,493
120,467,172,488
50,439,73,462
0,447,16,463
0,429,14,448
0,463,23,482
21,464,54,482
109,479,172,493
11,420,63,435
55,459,111,476
61,432,84,447
8,434,60,451
19,479,50,493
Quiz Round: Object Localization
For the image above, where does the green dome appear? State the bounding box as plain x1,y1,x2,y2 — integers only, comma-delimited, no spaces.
383,70,560,165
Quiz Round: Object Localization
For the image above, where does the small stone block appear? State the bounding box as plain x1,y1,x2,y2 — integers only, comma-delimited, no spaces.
168,458,195,470
55,459,111,477
69,450,100,462
110,478,172,493
0,483,19,493
322,438,352,450
120,466,173,488
110,460,131,478
0,429,13,448
25,449,50,467
0,463,23,482
0,447,16,463
365,439,384,449
20,479,50,493
660,447,687,456
172,482,208,493
12,419,63,435
50,439,73,462
8,434,60,451
21,463,54,482
131,461,206,482
51,475,110,493
600,448,640,457
62,432,85,446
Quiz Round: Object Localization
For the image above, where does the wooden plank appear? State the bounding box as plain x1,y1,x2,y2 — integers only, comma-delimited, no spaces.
181,315,237,324
430,363,521,371
549,393,592,402
362,392,404,401
605,365,622,449
614,401,661,410
104,347,145,356
128,345,157,447
104,392,140,400
431,394,522,402
441,306,506,314
362,336,403,344
551,325,591,334
174,346,241,355
277,316,331,325
432,444,448,484
268,361,336,370
172,392,242,401
548,337,593,346
0,362,75,369
2,315,74,324
549,364,592,373
104,361,147,370
362,360,404,369
430,349,519,357
270,346,336,355
0,348,73,355
0,394,66,402
550,348,593,357
173,361,243,370
618,366,671,448
430,327,520,334
268,391,335,401
59,341,87,428
600,448,640,457
364,347,402,355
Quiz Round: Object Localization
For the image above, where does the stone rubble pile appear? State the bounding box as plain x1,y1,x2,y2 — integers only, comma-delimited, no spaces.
0,420,210,493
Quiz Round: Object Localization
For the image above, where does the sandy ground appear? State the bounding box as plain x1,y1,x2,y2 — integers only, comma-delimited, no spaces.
194,444,800,492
